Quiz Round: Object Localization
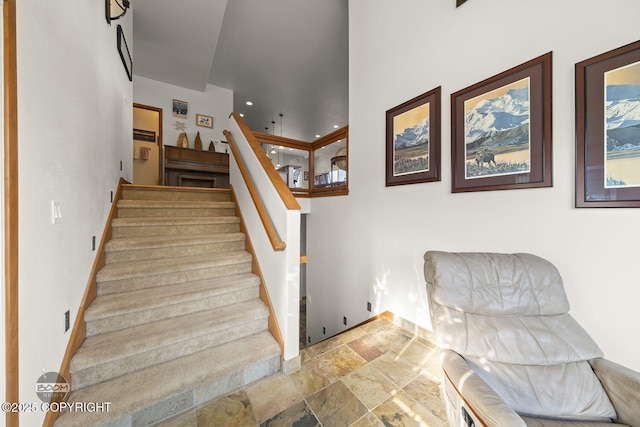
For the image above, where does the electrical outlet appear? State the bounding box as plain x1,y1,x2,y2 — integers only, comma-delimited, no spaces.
92,236,96,251
322,326,326,335
110,191,114,203
308,336,311,344
120,160,123,171
343,316,347,325
367,301,372,312
64,310,70,332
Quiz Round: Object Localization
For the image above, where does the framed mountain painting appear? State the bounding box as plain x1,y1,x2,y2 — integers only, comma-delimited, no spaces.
386,87,441,186
576,40,640,207
451,53,552,192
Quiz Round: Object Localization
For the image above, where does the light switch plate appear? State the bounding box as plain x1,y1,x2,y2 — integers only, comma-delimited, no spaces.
52,201,63,224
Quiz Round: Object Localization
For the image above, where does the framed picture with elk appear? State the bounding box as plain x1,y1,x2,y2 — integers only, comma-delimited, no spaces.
385,86,441,186
451,52,553,193
576,39,640,207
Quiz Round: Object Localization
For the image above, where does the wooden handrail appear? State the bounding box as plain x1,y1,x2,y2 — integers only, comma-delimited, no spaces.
4,2,19,426
252,131,311,150
224,130,286,252
311,125,348,150
229,113,301,211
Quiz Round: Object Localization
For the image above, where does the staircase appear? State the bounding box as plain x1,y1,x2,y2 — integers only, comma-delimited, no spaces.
55,185,281,427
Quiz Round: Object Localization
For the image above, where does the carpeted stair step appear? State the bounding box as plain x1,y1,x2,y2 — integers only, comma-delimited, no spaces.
55,331,280,427
71,299,269,390
117,199,236,218
105,233,246,263
121,185,231,202
85,273,260,335
97,251,253,295
111,216,240,238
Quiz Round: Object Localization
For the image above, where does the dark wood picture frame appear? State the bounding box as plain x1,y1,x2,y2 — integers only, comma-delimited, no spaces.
116,25,132,82
576,40,640,208
133,128,156,142
196,113,214,129
385,86,441,186
451,52,552,193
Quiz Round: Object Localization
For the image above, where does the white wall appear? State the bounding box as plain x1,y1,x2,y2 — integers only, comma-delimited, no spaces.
16,1,133,425
133,76,233,155
306,0,640,371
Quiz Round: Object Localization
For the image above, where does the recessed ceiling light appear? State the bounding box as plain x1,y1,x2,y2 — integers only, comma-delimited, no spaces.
315,134,321,138
246,101,253,106
239,113,245,117
333,125,339,129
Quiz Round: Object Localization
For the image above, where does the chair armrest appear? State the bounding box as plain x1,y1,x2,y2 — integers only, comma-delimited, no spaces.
441,349,526,427
589,358,640,427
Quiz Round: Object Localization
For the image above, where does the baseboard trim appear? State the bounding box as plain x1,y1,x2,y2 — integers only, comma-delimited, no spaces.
42,178,128,427
318,311,435,346
387,313,436,343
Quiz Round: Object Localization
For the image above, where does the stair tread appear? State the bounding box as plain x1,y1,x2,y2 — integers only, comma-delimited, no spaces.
111,216,240,227
86,273,260,320
57,332,280,427
58,185,280,427
105,233,245,252
72,300,268,371
118,199,235,208
97,251,252,282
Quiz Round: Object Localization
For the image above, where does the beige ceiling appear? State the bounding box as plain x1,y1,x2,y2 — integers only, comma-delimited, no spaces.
132,0,348,142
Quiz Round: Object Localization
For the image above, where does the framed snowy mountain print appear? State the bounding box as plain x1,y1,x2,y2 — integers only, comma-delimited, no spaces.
451,52,552,192
576,40,640,207
386,86,441,186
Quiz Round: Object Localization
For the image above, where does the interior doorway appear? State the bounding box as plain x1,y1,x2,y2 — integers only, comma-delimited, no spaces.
133,103,163,185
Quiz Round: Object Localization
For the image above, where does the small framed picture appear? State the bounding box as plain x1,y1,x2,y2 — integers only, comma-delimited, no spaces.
451,52,552,193
576,39,640,207
196,113,214,129
133,128,155,142
172,99,188,119
117,25,132,82
386,87,441,186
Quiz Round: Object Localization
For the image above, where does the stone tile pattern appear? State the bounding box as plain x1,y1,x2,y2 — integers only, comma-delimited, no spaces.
154,317,448,426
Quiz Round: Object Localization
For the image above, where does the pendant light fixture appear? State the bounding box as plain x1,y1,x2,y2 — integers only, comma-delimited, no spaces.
279,113,284,137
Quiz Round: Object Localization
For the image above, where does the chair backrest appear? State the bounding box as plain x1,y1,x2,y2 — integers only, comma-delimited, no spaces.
424,251,616,421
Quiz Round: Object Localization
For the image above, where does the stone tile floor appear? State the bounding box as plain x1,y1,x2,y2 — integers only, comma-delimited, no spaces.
155,317,448,426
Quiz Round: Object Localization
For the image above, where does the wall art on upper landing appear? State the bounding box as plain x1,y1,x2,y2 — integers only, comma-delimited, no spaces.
196,113,214,128
117,25,132,82
576,39,640,207
172,99,188,119
451,52,552,193
385,87,441,186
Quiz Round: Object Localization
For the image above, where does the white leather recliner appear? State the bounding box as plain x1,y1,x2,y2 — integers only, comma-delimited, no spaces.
423,251,640,427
